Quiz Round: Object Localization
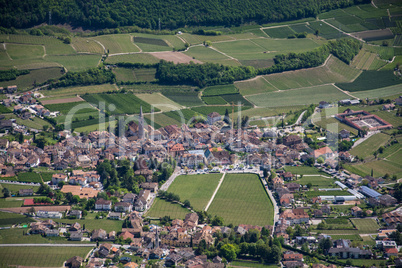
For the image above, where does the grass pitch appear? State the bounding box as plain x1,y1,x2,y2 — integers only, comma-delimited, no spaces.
168,174,222,211
207,173,274,226
145,198,191,219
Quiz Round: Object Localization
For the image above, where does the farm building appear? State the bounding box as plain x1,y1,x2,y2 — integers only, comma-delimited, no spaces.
359,186,381,198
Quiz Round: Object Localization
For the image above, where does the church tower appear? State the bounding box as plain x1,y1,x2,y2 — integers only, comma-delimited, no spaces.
138,106,145,140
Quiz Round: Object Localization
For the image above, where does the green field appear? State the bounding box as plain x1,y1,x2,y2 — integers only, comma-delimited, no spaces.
42,84,117,98
144,113,180,127
162,90,204,107
247,84,349,107
16,172,43,183
168,174,222,211
44,54,101,72
263,26,296,38
192,105,250,116
351,49,387,70
71,37,104,54
349,133,390,159
0,246,91,267
283,166,324,175
353,84,402,99
350,218,380,233
337,70,402,92
92,34,140,54
81,92,156,115
294,175,335,187
308,21,344,39
105,53,160,64
235,77,277,96
0,183,39,197
230,259,279,268
145,198,191,219
163,109,201,124
136,93,184,112
203,84,239,96
207,173,274,226
0,105,11,114
202,96,228,105
305,190,352,197
184,46,235,65
262,56,361,91
0,211,35,227
113,68,156,82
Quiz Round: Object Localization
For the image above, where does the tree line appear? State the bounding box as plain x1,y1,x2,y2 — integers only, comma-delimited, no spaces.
0,69,29,82
0,0,369,30
46,68,115,89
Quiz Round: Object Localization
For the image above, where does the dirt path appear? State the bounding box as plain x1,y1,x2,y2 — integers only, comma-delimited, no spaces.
93,40,106,54
205,172,226,211
332,83,359,99
42,45,47,58
3,43,12,60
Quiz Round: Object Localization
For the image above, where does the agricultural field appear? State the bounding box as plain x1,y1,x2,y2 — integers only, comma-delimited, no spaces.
293,175,335,188
0,246,91,267
162,90,204,107
71,37,104,54
163,109,201,124
136,93,184,112
262,26,296,38
145,198,191,219
0,105,11,114
0,67,64,90
207,173,274,226
17,172,43,183
352,29,395,42
351,49,387,70
202,96,228,105
235,77,277,96
168,174,222,211
133,36,172,52
230,260,279,268
113,68,156,82
184,46,235,66
350,218,380,233
262,56,361,91
144,113,179,128
289,23,315,34
283,166,325,175
238,59,274,69
308,21,344,39
203,84,238,96
246,84,349,108
131,33,186,50
0,211,35,227
105,53,160,64
91,34,140,54
349,133,390,159
81,92,156,115
192,105,250,116
42,84,117,98
44,54,101,72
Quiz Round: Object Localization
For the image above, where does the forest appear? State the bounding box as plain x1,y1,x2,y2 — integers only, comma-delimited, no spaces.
0,0,369,30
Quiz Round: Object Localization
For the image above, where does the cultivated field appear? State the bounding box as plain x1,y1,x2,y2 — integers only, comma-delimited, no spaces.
235,77,277,96
41,96,84,105
351,218,380,233
162,90,204,107
294,175,335,187
168,174,222,211
353,84,402,99
263,26,296,38
284,166,324,175
144,113,179,128
105,53,160,64
183,46,235,66
0,211,35,227
351,49,386,70
44,54,101,72
352,29,394,42
207,173,274,226
81,92,156,115
0,246,91,267
71,37,104,54
136,93,184,112
91,34,140,54
150,51,202,64
145,198,191,219
349,133,390,159
246,84,349,107
41,83,116,99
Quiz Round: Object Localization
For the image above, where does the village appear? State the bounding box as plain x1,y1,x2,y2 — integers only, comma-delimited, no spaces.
0,86,401,268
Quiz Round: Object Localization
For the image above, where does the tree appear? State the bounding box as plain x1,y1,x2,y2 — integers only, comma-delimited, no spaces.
211,215,224,226
183,200,191,208
318,237,332,254
2,187,10,198
220,244,237,262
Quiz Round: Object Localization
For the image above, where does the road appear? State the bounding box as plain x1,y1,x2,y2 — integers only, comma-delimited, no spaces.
262,177,279,235
0,243,96,247
351,130,380,148
204,172,226,211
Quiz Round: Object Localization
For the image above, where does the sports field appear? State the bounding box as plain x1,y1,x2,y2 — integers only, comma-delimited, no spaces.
247,84,349,107
145,198,191,219
207,173,274,226
168,174,222,211
0,246,91,267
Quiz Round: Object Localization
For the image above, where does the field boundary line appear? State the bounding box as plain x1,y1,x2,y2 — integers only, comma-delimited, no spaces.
92,39,107,54
204,172,226,211
332,83,359,99
261,76,280,91
384,148,401,161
